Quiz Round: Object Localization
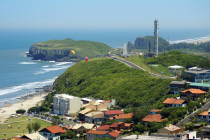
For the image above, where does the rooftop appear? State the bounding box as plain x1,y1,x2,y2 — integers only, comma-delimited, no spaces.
72,123,95,130
170,81,186,85
102,100,111,103
120,135,174,140
142,114,165,123
54,94,78,99
87,130,107,135
181,88,207,94
105,110,123,115
164,125,180,131
25,133,47,140
198,110,209,116
85,111,103,117
79,108,93,114
43,125,66,134
151,109,162,112
96,125,110,130
190,83,210,88
163,98,186,104
109,131,119,137
110,122,119,128
185,69,210,74
109,113,133,120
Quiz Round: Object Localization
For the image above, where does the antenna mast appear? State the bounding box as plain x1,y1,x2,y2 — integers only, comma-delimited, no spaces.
154,20,158,56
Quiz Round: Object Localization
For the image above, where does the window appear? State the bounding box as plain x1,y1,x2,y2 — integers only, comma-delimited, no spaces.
50,138,52,140
43,133,47,136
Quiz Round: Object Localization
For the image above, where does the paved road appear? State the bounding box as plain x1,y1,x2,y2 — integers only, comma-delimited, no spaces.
177,100,210,125
111,57,175,79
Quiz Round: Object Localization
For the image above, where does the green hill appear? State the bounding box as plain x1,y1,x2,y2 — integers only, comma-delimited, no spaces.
27,38,111,61
45,58,172,108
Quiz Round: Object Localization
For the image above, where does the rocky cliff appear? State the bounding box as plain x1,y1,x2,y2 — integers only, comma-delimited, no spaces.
134,37,148,47
127,41,134,48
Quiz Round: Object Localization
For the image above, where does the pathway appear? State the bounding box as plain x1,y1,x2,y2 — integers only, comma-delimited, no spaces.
111,56,175,79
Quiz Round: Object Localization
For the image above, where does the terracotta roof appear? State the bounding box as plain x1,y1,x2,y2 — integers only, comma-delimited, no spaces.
142,114,166,123
93,113,104,118
102,100,111,103
45,125,66,134
96,125,110,130
110,113,133,120
198,110,209,116
173,99,185,105
110,122,119,128
151,109,162,112
109,131,119,137
181,88,207,94
87,130,108,135
163,98,186,105
105,110,123,115
163,98,177,104
64,126,71,130
124,123,132,127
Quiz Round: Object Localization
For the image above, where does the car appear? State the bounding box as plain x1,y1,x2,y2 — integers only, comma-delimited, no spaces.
76,120,80,123
82,121,85,123
73,119,77,122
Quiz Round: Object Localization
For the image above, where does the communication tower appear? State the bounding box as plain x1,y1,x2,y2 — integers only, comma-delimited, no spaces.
123,42,127,56
154,20,158,56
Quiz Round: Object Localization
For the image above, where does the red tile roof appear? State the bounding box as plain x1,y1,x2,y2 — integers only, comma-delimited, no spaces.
109,113,133,120
198,110,208,116
163,98,186,105
87,130,108,135
105,110,123,115
102,100,111,103
151,109,162,112
181,88,207,94
124,123,132,127
96,125,110,130
110,122,119,128
142,114,166,123
45,125,66,134
64,126,71,130
109,131,119,137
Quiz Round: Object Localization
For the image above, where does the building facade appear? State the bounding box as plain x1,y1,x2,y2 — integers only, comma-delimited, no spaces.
170,81,186,95
53,94,81,115
185,67,210,83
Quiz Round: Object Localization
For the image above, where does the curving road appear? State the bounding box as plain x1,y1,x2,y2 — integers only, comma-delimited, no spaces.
110,56,175,79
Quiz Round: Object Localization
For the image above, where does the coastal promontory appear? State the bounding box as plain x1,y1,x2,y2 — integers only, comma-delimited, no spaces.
27,38,111,62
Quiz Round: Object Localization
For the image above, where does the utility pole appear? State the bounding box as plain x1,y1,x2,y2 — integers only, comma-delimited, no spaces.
164,42,165,57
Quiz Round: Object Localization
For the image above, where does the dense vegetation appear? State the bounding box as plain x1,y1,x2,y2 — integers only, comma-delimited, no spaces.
144,50,210,69
43,58,171,108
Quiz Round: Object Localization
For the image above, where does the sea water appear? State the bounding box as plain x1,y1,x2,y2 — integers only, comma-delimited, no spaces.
0,28,210,105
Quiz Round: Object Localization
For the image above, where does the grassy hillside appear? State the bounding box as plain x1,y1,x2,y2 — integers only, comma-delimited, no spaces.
47,58,172,108
34,38,111,59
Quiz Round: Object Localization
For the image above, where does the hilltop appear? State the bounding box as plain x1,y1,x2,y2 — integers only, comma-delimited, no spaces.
27,38,111,62
43,58,172,108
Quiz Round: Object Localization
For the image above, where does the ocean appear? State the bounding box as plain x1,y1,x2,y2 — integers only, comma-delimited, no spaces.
0,28,210,106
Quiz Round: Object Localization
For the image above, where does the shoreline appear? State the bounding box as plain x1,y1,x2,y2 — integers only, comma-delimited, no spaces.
0,92,49,123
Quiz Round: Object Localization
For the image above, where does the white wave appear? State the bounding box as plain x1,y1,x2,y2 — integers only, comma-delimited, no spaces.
0,78,55,96
19,62,37,65
35,59,41,61
42,65,49,67
54,62,72,66
34,66,70,75
170,35,210,44
48,61,55,63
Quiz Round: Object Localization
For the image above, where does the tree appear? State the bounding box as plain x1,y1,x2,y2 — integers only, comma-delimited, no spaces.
27,123,32,134
32,122,41,132
186,123,194,131
52,118,61,126
133,123,145,133
66,130,74,139
16,109,26,114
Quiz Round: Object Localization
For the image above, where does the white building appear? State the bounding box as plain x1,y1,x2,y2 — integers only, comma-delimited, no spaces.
123,42,127,56
53,94,81,115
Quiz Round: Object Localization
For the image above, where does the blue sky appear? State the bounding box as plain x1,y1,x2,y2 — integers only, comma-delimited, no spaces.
0,0,209,29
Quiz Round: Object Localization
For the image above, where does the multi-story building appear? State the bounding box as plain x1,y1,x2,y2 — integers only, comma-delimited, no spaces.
180,88,207,101
170,81,186,95
201,125,210,139
53,94,81,115
185,67,210,83
190,83,210,92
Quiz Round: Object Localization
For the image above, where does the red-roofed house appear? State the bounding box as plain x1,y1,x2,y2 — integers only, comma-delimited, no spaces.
109,113,133,121
96,125,110,131
197,109,210,124
87,130,120,140
39,125,66,140
163,98,187,107
101,99,116,107
105,110,123,118
150,109,162,115
142,114,166,123
109,122,133,131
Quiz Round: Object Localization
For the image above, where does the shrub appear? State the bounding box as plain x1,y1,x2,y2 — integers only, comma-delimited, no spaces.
16,109,26,114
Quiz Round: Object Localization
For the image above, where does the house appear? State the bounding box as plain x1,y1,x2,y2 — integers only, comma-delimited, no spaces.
53,94,81,115
79,108,94,121
72,123,97,134
20,133,47,140
181,88,207,101
81,98,92,104
170,81,186,95
120,135,175,140
163,98,187,107
197,109,210,124
105,110,123,118
109,113,133,122
142,114,166,123
201,125,210,139
63,125,73,130
149,109,162,115
157,124,182,134
185,67,210,83
175,130,197,140
101,99,116,107
86,130,120,140
85,111,105,124
190,83,210,92
194,124,203,130
109,122,133,131
39,125,66,140
96,125,110,131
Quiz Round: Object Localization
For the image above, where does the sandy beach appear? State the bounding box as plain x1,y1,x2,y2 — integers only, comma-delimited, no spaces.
0,93,48,123
189,38,210,44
